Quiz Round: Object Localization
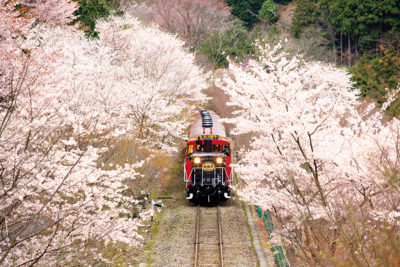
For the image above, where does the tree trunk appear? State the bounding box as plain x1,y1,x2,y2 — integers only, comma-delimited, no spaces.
340,32,343,65
355,35,358,58
331,29,337,65
348,33,351,67
379,23,383,56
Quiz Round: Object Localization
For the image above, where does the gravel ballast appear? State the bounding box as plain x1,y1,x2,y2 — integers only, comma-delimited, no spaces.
150,198,259,267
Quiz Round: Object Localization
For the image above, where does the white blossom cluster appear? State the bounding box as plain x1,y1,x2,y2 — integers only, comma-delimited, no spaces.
216,43,400,233
1,10,206,265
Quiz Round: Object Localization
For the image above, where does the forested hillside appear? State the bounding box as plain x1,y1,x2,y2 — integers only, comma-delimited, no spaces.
1,0,399,266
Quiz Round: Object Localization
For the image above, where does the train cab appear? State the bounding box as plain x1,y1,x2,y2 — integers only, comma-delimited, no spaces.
184,110,232,202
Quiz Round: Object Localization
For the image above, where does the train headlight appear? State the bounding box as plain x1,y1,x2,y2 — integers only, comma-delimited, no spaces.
194,157,201,164
216,157,223,164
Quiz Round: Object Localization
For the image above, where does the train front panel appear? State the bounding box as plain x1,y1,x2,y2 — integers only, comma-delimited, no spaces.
184,136,232,202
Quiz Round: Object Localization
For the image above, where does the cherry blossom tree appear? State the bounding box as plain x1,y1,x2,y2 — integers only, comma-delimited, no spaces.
1,0,77,31
1,12,206,265
20,0,77,25
96,15,207,147
215,43,400,265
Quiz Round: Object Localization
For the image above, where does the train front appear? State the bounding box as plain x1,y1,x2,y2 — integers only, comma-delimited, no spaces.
184,110,232,202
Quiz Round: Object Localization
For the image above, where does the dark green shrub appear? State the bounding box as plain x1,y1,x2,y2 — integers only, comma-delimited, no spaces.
105,0,123,10
359,35,378,53
73,0,111,38
351,47,400,116
224,0,265,28
259,0,279,24
14,3,25,10
290,0,317,38
200,24,255,68
275,0,291,4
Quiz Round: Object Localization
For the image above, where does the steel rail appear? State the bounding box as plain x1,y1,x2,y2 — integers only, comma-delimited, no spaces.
217,205,224,267
194,205,200,267
194,205,224,267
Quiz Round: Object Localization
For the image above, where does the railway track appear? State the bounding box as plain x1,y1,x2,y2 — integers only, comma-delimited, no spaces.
194,205,224,267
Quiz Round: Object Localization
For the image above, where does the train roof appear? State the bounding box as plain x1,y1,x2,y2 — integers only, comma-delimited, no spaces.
189,110,226,139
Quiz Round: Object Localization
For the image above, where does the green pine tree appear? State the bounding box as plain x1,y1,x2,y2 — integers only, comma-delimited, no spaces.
259,0,279,24
224,0,265,28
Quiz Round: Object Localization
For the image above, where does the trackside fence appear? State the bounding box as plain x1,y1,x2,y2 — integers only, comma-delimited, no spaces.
255,206,290,267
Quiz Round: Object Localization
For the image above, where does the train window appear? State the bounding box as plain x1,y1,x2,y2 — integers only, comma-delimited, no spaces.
212,144,220,152
196,143,204,152
188,145,194,155
222,145,230,156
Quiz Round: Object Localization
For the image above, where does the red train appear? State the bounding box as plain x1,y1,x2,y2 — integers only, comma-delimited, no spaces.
184,109,232,202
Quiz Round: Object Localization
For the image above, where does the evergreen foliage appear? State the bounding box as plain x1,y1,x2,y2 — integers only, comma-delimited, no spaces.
293,0,400,51
275,0,291,4
224,0,265,28
73,0,111,37
105,0,124,10
351,47,400,116
259,0,279,24
290,0,318,38
290,0,400,114
200,24,255,67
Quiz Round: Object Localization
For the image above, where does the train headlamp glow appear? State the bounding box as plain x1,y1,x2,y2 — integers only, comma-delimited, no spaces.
216,157,223,164
194,157,201,164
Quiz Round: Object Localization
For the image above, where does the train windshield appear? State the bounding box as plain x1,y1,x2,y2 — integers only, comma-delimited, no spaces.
222,145,230,155
196,143,204,152
196,139,214,152
213,144,220,152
